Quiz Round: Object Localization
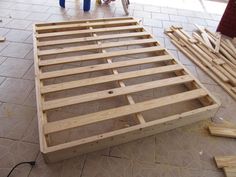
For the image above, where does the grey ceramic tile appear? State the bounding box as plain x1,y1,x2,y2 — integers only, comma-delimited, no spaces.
0,102,36,140
0,138,39,177
0,78,34,104
152,12,169,20
110,136,155,163
0,58,33,78
0,42,32,58
5,29,31,42
82,154,132,177
5,19,32,30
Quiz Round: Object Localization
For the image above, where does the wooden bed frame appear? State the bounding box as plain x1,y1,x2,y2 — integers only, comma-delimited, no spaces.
33,17,220,163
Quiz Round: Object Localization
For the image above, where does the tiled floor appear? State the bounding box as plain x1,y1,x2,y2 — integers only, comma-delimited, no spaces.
0,0,235,177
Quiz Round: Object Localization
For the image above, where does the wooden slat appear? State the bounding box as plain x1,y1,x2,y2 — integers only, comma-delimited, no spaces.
0,36,5,42
37,32,150,47
44,88,207,134
226,39,236,55
41,64,182,94
224,167,236,177
36,19,138,32
215,156,236,168
43,75,193,110
40,55,172,79
36,25,143,38
209,126,236,138
39,46,164,66
38,38,157,56
35,16,134,27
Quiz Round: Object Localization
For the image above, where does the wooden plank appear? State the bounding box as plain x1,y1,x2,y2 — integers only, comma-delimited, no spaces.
36,25,143,38
224,167,236,177
40,55,172,79
35,16,134,27
36,19,138,32
215,156,236,168
41,64,182,93
39,46,164,66
226,39,236,55
214,32,221,53
37,32,150,47
44,88,208,134
0,36,5,42
43,75,194,110
209,126,236,138
38,38,157,56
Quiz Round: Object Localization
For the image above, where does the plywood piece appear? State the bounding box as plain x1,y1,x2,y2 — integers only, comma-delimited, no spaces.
209,126,236,138
33,17,220,163
215,156,236,168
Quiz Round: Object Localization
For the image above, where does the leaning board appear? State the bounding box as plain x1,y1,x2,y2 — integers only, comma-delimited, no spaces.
33,17,220,163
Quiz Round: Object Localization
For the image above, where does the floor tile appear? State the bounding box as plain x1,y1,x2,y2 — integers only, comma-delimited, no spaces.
152,12,169,20
205,19,219,27
0,78,34,104
144,5,160,12
143,18,162,28
132,161,183,177
0,103,36,140
29,153,86,177
22,116,39,144
161,7,178,15
5,19,32,30
0,27,10,36
22,64,35,80
133,10,151,18
0,138,39,177
82,154,132,177
0,42,32,58
7,10,31,20
25,12,51,21
5,29,31,42
110,136,155,163
169,14,188,23
0,58,32,77
0,77,5,85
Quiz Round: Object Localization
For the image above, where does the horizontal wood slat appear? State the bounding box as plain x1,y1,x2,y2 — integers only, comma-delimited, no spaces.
41,64,182,93
40,55,172,79
37,32,150,47
43,75,194,110
36,25,143,38
35,16,134,27
39,46,164,66
36,19,138,32
44,88,208,134
38,38,156,56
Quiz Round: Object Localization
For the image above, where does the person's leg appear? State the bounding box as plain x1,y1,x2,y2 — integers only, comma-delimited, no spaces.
59,0,65,8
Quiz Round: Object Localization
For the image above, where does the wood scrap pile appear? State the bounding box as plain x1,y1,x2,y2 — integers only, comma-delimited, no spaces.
165,26,236,100
208,119,236,177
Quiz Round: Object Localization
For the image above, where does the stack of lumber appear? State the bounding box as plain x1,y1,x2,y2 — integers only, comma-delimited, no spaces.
209,120,236,177
165,26,236,100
